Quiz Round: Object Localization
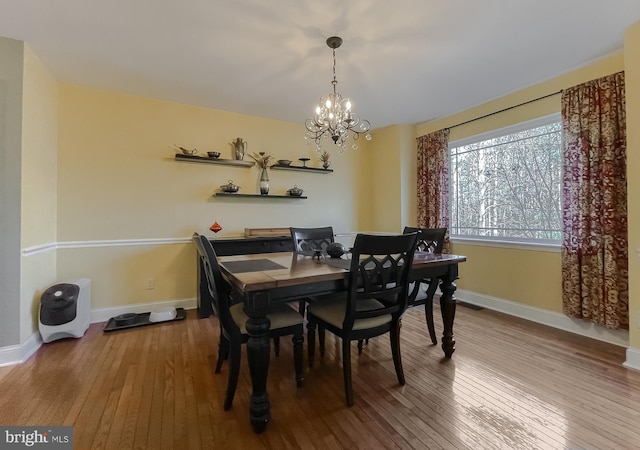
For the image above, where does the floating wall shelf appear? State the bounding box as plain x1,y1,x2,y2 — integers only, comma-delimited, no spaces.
175,153,255,168
214,193,307,199
270,164,332,173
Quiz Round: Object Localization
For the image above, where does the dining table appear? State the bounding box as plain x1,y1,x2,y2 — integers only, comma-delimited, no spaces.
214,249,467,433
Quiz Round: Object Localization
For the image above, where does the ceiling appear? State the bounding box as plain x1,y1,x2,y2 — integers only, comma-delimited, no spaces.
1,0,640,129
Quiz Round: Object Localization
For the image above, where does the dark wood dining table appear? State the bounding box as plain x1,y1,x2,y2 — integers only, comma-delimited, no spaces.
214,250,466,433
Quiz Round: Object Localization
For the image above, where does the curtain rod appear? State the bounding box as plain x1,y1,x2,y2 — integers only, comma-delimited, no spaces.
446,90,563,130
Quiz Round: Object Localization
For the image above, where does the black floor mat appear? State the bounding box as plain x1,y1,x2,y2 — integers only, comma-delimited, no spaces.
103,308,186,332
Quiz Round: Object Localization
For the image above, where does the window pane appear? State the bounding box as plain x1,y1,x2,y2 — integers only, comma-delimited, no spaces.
450,119,562,242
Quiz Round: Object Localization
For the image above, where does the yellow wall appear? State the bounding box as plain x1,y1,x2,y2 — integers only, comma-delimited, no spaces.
625,21,640,349
399,124,418,230
19,46,59,339
55,85,367,309
414,53,625,313
366,125,403,232
363,124,417,233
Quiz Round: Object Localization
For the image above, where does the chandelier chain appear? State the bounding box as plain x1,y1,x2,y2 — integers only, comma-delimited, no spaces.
332,48,337,94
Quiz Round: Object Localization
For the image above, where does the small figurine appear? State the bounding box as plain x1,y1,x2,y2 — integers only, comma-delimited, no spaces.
209,221,222,233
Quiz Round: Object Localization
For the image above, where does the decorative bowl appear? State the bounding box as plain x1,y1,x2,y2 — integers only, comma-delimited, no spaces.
277,159,292,166
326,242,346,258
180,148,197,155
114,313,138,326
220,180,240,193
208,151,221,158
286,185,304,197
149,306,177,323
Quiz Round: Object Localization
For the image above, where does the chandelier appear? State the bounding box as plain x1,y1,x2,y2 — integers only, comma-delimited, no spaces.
305,36,371,152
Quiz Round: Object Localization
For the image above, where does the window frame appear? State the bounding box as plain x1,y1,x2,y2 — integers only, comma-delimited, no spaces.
448,113,562,248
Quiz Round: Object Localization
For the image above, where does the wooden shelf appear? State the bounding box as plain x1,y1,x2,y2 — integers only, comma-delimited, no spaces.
214,193,307,199
270,164,332,173
175,153,255,168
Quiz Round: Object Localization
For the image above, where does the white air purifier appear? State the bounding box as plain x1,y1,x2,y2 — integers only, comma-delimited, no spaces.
39,278,91,343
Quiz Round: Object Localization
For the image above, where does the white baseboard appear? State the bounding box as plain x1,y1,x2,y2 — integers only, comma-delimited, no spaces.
455,289,640,370
623,347,640,371
456,289,629,347
0,297,197,368
0,332,42,368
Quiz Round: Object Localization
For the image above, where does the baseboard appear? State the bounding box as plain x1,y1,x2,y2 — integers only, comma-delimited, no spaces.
0,332,42,368
0,298,197,367
455,289,630,348
623,347,640,371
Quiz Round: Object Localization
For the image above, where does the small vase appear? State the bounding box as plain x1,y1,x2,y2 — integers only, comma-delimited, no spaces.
259,168,269,195
322,161,331,169
232,138,247,160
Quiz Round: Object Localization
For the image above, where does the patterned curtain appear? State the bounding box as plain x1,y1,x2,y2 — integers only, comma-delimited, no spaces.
561,71,628,330
417,128,450,252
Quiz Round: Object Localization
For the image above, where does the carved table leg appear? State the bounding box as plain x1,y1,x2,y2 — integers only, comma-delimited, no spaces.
245,308,271,433
439,278,458,358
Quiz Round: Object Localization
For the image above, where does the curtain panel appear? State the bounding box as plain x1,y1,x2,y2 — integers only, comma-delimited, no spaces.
561,71,628,330
417,129,450,252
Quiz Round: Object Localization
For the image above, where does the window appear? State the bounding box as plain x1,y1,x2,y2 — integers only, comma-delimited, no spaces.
449,114,562,243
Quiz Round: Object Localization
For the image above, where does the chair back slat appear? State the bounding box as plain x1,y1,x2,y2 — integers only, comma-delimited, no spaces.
290,226,335,252
192,233,240,337
343,233,418,330
403,226,447,253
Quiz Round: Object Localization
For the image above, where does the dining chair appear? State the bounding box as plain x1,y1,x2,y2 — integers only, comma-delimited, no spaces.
306,232,418,407
289,226,336,315
403,226,447,344
192,233,304,411
290,226,335,253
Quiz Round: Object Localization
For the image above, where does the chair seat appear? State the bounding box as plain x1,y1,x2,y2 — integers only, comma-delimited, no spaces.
307,298,391,331
230,303,304,335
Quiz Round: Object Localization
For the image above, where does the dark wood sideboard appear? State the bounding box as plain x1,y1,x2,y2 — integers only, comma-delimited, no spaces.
197,236,294,318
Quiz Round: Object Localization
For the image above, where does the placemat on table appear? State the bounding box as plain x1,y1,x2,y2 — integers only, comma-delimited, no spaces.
222,259,286,273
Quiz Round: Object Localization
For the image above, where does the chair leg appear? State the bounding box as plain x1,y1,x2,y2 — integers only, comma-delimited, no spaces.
319,327,326,356
307,321,316,368
390,320,405,386
298,299,306,317
273,336,280,356
425,280,439,345
292,333,304,387
342,339,354,407
357,339,364,354
215,333,229,374
223,339,242,410
425,299,437,345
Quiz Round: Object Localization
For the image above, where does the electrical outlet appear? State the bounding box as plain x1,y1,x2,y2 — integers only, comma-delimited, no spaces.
145,278,155,290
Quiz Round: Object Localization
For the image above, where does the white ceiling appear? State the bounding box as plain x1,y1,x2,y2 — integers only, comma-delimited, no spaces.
1,0,639,129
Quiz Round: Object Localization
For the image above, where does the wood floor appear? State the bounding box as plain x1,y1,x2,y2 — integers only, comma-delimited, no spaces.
1,303,639,450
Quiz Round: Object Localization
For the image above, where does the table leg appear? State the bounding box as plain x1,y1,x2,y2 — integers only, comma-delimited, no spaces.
244,304,271,433
439,278,457,358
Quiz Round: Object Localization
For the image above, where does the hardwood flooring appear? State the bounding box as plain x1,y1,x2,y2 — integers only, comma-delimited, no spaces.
1,304,639,449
